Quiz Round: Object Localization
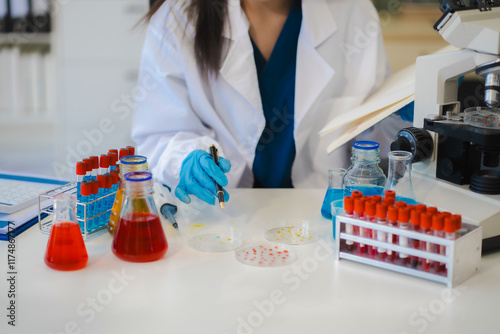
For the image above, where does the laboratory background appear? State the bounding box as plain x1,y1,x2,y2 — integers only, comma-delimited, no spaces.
0,0,448,179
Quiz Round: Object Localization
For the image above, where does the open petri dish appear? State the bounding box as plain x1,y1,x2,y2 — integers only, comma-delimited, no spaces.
187,224,242,252
235,244,297,267
264,220,319,245
464,107,500,129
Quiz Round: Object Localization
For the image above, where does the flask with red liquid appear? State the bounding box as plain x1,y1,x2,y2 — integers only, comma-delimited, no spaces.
44,194,88,271
112,171,168,262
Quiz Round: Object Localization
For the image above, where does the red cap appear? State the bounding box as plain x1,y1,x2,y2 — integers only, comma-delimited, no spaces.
76,161,86,176
383,197,395,206
91,180,99,195
371,195,382,203
396,201,407,208
410,210,421,227
105,174,113,189
81,181,92,196
398,207,410,223
97,175,106,189
351,191,363,199
354,198,366,215
416,204,427,212
452,214,462,230
427,207,438,214
126,146,135,155
376,203,388,219
366,201,376,217
444,216,456,234
344,196,354,213
110,170,119,184
100,154,110,168
89,156,99,170
421,212,432,229
108,149,118,156
108,152,118,166
83,158,92,172
432,214,444,231
388,206,398,222
119,148,129,159
385,190,396,198
441,211,452,218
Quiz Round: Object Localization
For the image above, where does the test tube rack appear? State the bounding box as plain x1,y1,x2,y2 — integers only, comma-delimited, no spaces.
38,182,116,240
334,214,482,288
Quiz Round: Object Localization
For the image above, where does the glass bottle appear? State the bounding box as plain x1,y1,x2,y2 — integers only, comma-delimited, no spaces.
108,155,148,235
44,193,88,271
384,151,416,205
112,171,168,262
343,141,386,197
321,168,346,219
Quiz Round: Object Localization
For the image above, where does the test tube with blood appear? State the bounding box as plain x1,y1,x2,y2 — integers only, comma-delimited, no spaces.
354,197,367,255
343,196,354,252
397,207,411,266
420,212,433,272
409,209,421,268
386,206,398,263
375,203,388,261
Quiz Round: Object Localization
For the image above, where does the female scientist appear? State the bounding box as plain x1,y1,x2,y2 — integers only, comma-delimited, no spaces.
131,0,410,205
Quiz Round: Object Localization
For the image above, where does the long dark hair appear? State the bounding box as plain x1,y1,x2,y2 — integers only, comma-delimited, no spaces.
146,0,228,79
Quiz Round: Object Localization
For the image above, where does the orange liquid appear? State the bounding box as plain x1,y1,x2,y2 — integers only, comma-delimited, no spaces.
112,212,168,262
108,187,124,235
44,222,88,271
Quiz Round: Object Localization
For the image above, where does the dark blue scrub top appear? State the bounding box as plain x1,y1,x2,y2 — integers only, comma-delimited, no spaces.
251,0,302,188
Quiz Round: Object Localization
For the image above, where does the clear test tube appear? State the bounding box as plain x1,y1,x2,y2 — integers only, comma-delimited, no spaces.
96,175,107,226
83,158,93,181
375,203,388,261
444,216,458,275
409,209,421,268
420,212,433,272
89,180,99,232
452,214,462,235
99,154,110,175
76,161,86,201
89,156,99,179
386,206,398,263
432,213,445,274
343,196,355,252
79,181,92,230
397,207,411,266
108,152,118,171
104,174,114,222
354,197,367,255
365,201,377,258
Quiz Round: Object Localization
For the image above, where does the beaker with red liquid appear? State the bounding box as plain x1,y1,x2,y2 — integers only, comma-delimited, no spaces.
44,194,88,271
112,171,168,262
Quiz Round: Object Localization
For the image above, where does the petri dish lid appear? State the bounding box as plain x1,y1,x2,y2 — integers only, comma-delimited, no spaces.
464,107,500,129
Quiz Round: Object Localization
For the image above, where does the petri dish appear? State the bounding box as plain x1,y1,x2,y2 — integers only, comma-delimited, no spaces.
264,222,318,245
464,107,500,129
187,224,242,252
235,244,297,267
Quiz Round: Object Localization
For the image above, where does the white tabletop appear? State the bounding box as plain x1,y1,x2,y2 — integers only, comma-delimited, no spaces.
1,188,500,334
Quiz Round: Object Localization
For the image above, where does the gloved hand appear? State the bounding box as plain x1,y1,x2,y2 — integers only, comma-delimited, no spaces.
174,150,231,205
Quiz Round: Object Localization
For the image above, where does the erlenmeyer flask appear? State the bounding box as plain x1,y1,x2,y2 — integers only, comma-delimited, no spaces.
112,171,168,262
44,194,88,271
321,168,346,219
384,151,416,204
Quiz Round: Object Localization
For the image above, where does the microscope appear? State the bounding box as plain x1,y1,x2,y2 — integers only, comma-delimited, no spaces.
391,0,500,251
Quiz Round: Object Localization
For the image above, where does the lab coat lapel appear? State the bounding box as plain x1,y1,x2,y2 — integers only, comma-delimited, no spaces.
295,0,337,127
219,0,263,116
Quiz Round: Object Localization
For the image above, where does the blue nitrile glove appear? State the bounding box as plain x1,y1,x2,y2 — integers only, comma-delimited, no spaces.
174,150,231,205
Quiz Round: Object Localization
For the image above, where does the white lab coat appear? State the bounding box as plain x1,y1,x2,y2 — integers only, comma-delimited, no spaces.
132,0,409,189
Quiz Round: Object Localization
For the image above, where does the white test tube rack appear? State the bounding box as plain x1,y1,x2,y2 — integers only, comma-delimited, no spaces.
38,182,116,240
334,214,482,288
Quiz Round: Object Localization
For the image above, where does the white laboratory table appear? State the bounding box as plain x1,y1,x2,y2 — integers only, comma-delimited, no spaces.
1,189,500,334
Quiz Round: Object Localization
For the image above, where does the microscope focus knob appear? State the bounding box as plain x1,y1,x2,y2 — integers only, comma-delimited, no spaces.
390,127,433,163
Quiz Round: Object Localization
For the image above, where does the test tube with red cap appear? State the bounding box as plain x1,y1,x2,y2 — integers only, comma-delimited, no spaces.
452,214,462,234
89,156,99,179
82,158,93,181
375,203,388,260
104,174,114,222
386,206,398,263
119,148,130,159
420,212,433,271
96,175,107,226
126,146,135,155
100,154,110,175
76,161,86,200
344,196,355,252
443,215,459,275
79,181,92,229
110,170,119,192
108,151,118,171
397,207,411,266
89,180,99,231
432,213,445,274
354,197,367,254
409,210,421,268
365,201,377,257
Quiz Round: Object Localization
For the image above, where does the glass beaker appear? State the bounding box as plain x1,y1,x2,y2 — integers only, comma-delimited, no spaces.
112,171,168,262
384,151,416,204
321,168,346,219
44,194,88,271
108,155,148,235
343,141,386,197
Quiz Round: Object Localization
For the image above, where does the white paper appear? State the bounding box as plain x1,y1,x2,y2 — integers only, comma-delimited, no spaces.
0,200,51,233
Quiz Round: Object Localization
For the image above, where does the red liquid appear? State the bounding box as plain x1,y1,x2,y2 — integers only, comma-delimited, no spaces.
44,222,88,271
112,212,168,262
